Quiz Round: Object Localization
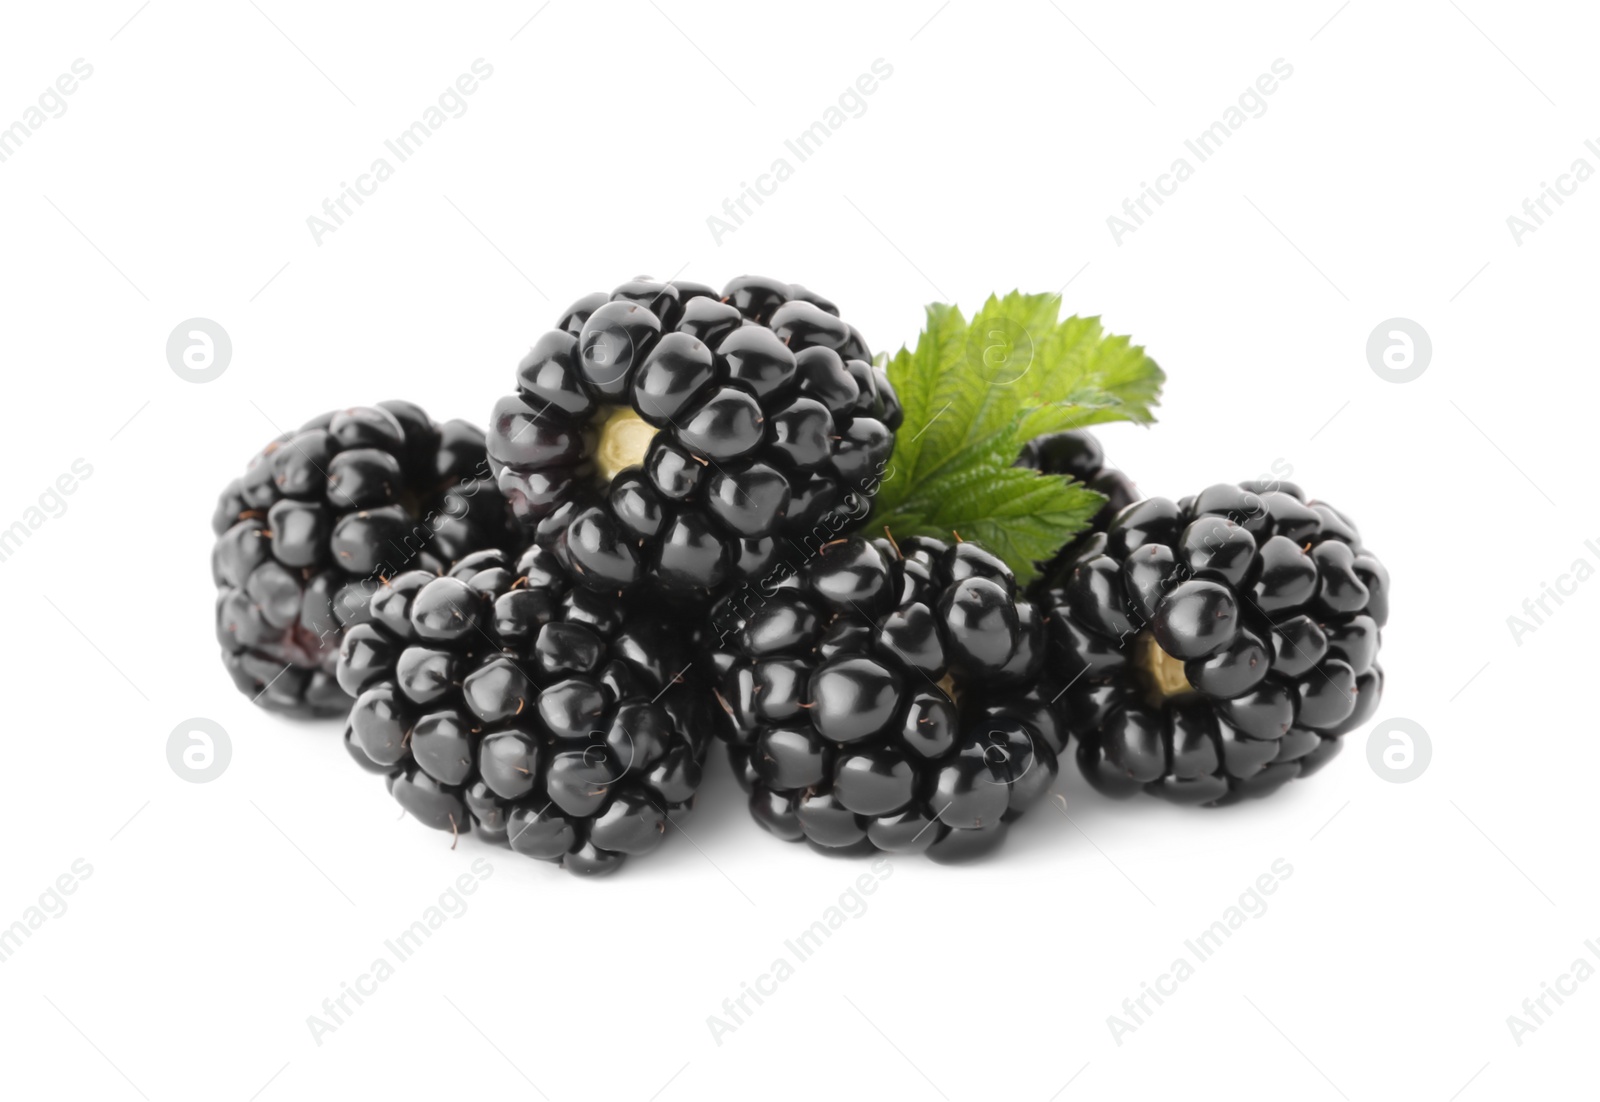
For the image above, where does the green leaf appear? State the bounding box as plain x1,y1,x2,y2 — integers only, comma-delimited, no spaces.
869,292,1163,582
875,458,1106,586
873,302,967,496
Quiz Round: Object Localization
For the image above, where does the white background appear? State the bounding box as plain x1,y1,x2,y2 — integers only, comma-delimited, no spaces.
0,2,1593,1099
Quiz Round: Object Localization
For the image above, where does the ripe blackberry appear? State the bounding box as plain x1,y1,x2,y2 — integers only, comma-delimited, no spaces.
487,275,902,603
212,402,510,716
1040,481,1388,806
1017,427,1140,582
709,535,1061,862
1016,429,1139,534
336,546,712,876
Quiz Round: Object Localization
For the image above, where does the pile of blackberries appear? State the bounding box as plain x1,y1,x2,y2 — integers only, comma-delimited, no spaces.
211,277,1389,876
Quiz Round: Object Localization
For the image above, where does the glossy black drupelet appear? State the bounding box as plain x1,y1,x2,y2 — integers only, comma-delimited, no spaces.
1016,428,1139,573
337,547,713,876
212,402,510,716
488,276,902,604
1040,481,1388,806
1017,429,1139,526
709,535,1061,862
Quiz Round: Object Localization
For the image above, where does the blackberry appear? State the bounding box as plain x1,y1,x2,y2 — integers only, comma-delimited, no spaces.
1017,428,1139,576
336,546,713,876
1040,481,1388,806
709,535,1061,862
487,276,902,603
1016,429,1139,533
212,402,510,716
